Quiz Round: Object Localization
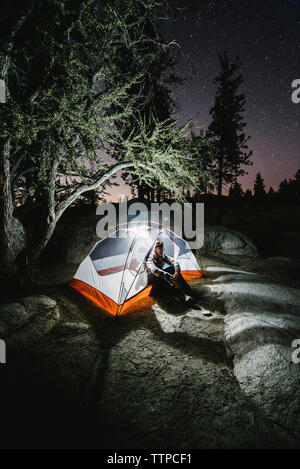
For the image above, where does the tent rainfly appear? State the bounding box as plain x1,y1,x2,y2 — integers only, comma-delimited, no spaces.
70,224,202,316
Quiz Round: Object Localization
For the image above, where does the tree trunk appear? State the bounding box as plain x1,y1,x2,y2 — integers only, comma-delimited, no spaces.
0,139,19,291
217,153,223,224
27,218,57,271
157,188,161,203
217,154,223,198
138,183,144,201
22,160,58,280
150,188,155,203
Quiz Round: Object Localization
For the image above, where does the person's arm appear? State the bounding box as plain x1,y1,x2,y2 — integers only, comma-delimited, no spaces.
164,255,180,272
146,256,166,278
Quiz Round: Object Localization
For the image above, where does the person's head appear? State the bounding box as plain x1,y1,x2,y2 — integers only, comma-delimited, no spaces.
154,241,163,256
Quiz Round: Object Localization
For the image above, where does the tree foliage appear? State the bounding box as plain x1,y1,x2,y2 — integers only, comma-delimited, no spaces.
0,0,210,287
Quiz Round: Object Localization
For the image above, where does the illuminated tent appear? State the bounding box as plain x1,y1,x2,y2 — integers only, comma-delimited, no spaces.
70,224,202,316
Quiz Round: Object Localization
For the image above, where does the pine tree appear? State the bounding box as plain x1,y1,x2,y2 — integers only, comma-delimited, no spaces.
267,186,275,201
291,169,300,200
293,169,300,185
244,189,253,204
278,179,292,201
253,173,266,201
208,52,252,197
190,130,215,199
229,181,244,200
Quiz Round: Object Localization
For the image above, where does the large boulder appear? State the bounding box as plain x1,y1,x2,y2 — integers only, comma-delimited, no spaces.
202,226,258,257
63,212,98,265
255,257,300,288
207,267,300,444
0,295,60,349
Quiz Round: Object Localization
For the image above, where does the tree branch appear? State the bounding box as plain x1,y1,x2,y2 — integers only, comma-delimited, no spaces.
11,151,27,180
55,162,135,221
1,7,33,79
54,160,161,222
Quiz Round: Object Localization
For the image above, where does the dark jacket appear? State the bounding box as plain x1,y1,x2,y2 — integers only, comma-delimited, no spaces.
146,253,179,278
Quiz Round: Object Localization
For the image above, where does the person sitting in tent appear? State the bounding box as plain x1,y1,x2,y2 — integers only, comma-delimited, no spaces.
146,241,199,301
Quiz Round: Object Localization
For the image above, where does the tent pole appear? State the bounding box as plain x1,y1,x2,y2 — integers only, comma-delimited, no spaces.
117,234,137,317
118,238,157,317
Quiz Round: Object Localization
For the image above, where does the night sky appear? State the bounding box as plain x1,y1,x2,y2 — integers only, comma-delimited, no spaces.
159,0,300,192
109,0,300,200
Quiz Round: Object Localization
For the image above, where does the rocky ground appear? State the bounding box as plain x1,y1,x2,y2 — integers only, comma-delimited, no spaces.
1,252,300,449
